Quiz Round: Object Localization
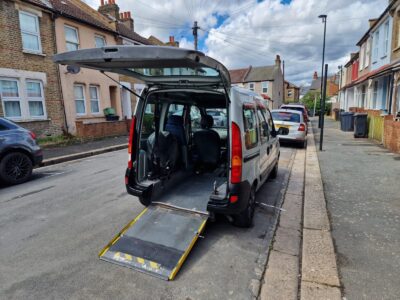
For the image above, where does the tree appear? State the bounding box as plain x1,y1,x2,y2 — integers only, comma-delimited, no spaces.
301,91,331,116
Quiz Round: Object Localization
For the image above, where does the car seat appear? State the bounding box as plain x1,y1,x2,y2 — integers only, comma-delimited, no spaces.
193,115,221,170
165,115,188,168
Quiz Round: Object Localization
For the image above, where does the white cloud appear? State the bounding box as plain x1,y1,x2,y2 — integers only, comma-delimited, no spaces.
84,0,387,85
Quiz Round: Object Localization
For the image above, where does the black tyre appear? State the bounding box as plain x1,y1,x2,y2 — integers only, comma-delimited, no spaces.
139,196,151,206
233,186,256,228
270,161,278,179
0,152,33,185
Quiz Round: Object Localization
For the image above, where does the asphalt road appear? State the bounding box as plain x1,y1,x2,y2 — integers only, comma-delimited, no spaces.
0,147,295,300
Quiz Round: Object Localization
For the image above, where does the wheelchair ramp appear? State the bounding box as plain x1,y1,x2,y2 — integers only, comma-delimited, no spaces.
99,205,208,280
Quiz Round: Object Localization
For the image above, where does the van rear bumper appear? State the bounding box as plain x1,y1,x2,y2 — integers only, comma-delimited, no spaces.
207,180,251,214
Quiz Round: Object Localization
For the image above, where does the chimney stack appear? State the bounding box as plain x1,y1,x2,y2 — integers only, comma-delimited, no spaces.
98,0,120,20
119,10,134,31
313,71,318,79
275,54,281,67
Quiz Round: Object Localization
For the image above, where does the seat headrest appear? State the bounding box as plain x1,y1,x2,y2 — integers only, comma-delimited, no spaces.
201,115,214,129
167,115,184,125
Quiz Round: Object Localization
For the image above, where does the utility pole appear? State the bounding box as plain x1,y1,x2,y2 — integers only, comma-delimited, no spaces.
192,21,199,51
318,14,327,128
320,64,328,151
282,60,285,104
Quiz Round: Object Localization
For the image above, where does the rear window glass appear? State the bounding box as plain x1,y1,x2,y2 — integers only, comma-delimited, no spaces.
130,67,219,77
0,118,18,130
243,106,258,149
281,106,304,113
272,112,301,123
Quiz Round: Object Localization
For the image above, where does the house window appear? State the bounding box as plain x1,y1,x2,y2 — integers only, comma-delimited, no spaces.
65,25,79,51
262,81,268,93
383,21,389,56
74,84,86,115
95,35,106,48
26,80,44,117
19,11,41,53
0,79,21,118
373,81,378,108
288,90,293,97
373,31,379,62
365,39,370,67
359,44,365,70
249,82,255,91
89,85,100,113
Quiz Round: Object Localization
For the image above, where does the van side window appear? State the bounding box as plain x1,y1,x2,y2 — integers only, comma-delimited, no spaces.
168,104,185,117
264,109,276,136
257,108,269,143
142,103,155,136
190,106,201,130
243,106,258,149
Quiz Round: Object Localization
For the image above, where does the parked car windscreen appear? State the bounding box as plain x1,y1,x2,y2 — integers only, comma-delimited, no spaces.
272,111,301,123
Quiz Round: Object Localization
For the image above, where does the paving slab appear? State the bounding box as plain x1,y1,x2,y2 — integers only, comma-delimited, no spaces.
302,228,340,287
260,250,299,300
273,226,301,256
303,186,330,230
300,281,341,300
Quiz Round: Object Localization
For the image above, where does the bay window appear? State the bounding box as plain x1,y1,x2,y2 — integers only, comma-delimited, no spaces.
1,79,21,118
27,81,44,117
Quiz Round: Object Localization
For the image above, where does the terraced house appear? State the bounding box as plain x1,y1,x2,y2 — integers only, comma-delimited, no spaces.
339,0,400,153
0,0,154,137
0,0,65,136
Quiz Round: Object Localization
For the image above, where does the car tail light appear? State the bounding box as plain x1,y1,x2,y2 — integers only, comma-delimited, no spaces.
127,116,136,169
229,195,239,203
29,131,36,140
298,123,306,131
231,121,242,184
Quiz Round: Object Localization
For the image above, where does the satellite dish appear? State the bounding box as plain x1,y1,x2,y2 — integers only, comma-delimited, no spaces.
66,65,81,74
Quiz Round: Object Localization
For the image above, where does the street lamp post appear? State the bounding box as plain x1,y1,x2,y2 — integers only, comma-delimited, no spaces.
318,14,327,128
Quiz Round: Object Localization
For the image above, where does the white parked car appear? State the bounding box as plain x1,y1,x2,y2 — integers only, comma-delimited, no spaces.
54,46,283,228
271,109,307,148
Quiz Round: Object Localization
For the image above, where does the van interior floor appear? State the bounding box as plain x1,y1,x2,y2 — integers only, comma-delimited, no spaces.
152,172,226,213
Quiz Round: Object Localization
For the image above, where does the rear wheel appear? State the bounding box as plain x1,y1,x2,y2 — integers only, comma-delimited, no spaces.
270,161,278,179
233,186,256,228
139,196,151,207
0,152,33,185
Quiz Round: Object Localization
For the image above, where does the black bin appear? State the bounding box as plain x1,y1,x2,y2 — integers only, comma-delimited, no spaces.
354,113,368,138
340,112,354,131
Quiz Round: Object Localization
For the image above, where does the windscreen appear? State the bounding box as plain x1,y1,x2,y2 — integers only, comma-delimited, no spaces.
272,111,301,123
281,106,304,113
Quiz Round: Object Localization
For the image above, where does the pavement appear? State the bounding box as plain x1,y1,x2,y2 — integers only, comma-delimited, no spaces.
260,121,340,300
40,135,128,166
0,145,296,299
313,117,400,299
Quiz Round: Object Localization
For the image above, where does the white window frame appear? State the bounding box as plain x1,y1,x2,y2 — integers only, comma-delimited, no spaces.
19,11,42,54
373,31,379,63
0,78,22,120
365,39,370,67
261,81,268,93
74,84,86,116
249,82,255,91
359,44,365,70
65,25,80,51
94,35,106,48
383,21,389,57
26,80,46,119
89,85,101,114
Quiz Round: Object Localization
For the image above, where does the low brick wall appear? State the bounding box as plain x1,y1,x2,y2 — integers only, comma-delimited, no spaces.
384,117,400,154
75,119,131,138
16,120,63,137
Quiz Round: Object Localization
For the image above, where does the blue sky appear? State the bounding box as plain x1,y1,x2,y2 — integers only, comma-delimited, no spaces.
86,0,387,85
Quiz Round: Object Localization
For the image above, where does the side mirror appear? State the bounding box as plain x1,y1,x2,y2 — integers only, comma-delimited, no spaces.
277,127,289,135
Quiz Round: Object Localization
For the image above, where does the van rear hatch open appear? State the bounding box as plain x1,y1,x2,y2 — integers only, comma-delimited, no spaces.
53,45,231,87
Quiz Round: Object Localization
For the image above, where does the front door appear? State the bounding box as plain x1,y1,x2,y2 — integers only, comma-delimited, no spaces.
120,82,132,118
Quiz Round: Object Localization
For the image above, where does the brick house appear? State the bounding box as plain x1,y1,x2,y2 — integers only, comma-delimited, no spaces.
229,55,284,109
284,81,300,103
0,0,65,137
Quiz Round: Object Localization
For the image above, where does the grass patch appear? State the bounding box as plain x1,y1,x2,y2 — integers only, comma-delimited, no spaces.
37,135,79,147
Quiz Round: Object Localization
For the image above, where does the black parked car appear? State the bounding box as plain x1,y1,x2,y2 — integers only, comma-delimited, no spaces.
0,118,43,185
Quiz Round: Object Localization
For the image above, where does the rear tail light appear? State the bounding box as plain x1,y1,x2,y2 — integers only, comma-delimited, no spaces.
230,121,242,184
298,123,306,131
29,131,36,140
127,116,136,169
